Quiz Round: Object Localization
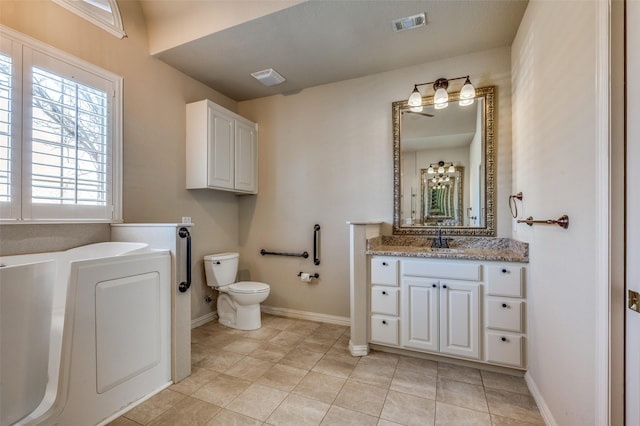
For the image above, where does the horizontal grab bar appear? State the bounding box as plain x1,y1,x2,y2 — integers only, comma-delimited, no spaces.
260,249,309,258
517,215,569,229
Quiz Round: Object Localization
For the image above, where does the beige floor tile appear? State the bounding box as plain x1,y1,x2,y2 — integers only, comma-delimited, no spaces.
226,383,288,421
224,356,274,381
270,330,308,347
222,338,265,355
436,377,488,412
123,389,186,425
485,389,546,425
396,355,438,376
266,393,330,425
170,366,219,395
242,326,282,340
292,371,347,404
333,380,388,417
195,349,246,373
490,414,544,425
376,420,404,426
481,370,530,395
350,358,396,388
279,347,324,370
311,354,358,378
147,396,220,426
249,342,292,363
320,405,379,426
434,401,491,425
106,417,140,426
286,320,322,336
262,315,299,330
256,363,308,391
205,409,262,425
192,374,252,407
437,362,483,386
315,324,349,339
380,390,435,426
390,367,437,399
363,350,400,366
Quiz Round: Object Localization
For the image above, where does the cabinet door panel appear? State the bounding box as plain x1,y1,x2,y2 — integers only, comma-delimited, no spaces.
439,280,480,359
401,278,438,352
208,109,234,189
234,120,257,193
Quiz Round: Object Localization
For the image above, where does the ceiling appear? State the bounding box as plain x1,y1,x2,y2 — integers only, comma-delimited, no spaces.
140,0,528,102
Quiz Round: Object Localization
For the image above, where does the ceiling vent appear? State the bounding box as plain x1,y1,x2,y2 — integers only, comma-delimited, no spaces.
392,13,426,32
251,68,286,86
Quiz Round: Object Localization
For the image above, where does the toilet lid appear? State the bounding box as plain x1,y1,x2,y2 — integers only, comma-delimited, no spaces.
228,281,270,294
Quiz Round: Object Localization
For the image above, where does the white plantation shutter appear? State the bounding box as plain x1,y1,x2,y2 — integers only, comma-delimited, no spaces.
0,26,122,222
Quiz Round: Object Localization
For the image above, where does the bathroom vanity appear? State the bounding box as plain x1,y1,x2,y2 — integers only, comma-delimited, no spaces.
348,223,529,370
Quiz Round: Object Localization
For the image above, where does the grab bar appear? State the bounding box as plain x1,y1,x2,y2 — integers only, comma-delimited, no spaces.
517,215,569,229
260,249,309,258
178,227,192,292
313,224,321,265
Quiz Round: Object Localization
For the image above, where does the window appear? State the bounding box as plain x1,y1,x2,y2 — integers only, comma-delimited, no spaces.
0,26,122,222
51,0,126,39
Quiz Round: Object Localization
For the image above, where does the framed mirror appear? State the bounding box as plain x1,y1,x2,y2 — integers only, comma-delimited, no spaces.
393,86,495,236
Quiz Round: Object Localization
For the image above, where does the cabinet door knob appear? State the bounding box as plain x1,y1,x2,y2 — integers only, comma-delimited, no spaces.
501,337,507,342
432,284,437,288
382,291,387,295
442,284,447,289
502,303,508,308
382,320,387,325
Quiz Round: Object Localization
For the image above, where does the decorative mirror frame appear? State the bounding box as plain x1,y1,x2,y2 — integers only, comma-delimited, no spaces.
392,86,496,236
420,166,464,226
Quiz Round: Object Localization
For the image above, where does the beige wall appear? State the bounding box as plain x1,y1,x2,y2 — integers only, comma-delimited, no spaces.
512,1,605,423
238,47,513,318
0,1,240,320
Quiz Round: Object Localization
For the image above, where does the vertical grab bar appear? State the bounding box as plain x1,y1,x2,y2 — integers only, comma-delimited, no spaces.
313,224,320,265
178,227,192,292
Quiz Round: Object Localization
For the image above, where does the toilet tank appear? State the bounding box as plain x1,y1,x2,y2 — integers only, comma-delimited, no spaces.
203,252,239,287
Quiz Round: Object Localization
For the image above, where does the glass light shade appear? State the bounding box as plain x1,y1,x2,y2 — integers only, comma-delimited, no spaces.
460,80,476,99
408,88,422,107
434,87,449,104
434,102,448,110
410,105,423,112
448,164,455,173
432,177,437,183
459,98,474,106
445,176,450,182
427,166,434,174
438,166,445,174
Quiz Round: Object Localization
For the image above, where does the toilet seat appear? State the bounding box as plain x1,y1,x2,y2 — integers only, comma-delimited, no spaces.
226,281,270,294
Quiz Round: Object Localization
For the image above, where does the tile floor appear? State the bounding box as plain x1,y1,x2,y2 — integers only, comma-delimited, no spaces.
109,315,544,426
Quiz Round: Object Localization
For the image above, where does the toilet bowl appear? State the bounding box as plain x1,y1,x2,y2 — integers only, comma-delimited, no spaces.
204,253,270,330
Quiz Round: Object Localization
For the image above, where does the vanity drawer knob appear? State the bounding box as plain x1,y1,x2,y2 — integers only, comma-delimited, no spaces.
501,337,507,342
502,303,508,308
382,320,387,325
442,284,447,289
432,284,437,288
382,291,387,295
382,262,388,266
501,268,508,273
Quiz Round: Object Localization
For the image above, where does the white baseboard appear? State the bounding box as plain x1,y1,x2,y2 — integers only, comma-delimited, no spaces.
191,311,217,329
261,305,350,326
349,341,369,356
525,371,556,426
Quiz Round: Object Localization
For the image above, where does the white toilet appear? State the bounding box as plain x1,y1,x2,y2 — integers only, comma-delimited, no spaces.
203,252,270,330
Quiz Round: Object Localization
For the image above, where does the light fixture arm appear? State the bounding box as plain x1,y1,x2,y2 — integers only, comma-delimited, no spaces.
411,75,470,91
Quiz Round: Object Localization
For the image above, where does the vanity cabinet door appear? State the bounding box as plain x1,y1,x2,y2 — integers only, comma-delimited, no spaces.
439,280,481,359
401,277,439,352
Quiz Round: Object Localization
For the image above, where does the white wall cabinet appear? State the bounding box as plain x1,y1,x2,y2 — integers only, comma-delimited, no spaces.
369,256,526,369
186,100,258,194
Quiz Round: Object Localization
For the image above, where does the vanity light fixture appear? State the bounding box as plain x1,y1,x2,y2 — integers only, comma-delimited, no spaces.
427,161,455,175
408,75,475,109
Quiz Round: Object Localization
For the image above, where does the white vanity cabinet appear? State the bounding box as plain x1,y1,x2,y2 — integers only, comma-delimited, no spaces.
368,256,527,369
186,100,258,194
401,260,481,360
485,264,526,367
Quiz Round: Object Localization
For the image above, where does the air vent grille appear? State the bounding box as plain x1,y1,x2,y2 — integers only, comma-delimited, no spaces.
392,13,426,32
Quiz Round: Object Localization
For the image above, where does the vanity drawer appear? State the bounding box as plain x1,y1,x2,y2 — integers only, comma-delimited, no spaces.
370,315,399,346
402,260,481,282
486,265,523,297
371,286,399,316
486,331,523,368
371,257,399,286
487,299,524,332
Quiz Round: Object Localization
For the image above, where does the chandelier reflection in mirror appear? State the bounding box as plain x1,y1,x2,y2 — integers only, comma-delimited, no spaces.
426,160,456,176
408,76,476,110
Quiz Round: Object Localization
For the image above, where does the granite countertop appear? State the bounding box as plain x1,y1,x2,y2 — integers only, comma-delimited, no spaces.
366,235,529,263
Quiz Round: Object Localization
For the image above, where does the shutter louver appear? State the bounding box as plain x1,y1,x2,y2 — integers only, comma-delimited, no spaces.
0,53,11,203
